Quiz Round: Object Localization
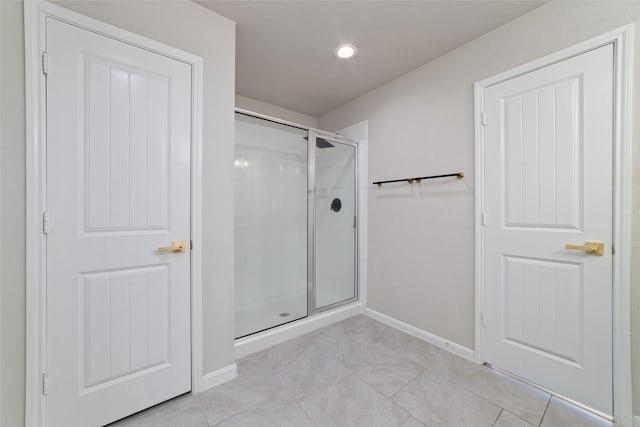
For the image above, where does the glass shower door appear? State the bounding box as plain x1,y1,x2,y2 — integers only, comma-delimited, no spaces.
234,113,308,338
314,136,357,309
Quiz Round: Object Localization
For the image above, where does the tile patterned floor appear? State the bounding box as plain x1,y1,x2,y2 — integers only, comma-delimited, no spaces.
112,315,613,427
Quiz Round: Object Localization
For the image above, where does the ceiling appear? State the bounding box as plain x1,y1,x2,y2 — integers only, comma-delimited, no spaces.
198,1,544,117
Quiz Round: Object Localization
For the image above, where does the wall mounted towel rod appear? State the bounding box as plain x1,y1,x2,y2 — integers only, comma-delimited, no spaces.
373,172,464,186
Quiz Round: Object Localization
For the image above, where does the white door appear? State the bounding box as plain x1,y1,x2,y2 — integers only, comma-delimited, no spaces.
46,17,192,427
482,44,613,414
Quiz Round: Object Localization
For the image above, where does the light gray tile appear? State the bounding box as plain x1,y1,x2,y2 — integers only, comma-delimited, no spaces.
111,395,208,427
240,334,352,401
541,398,612,427
195,372,282,426
494,410,535,427
422,352,549,425
280,348,352,401
336,337,426,397
217,397,316,427
392,368,501,427
461,367,550,425
337,316,484,383
414,340,477,376
322,316,442,396
110,316,601,427
401,416,426,427
301,372,409,427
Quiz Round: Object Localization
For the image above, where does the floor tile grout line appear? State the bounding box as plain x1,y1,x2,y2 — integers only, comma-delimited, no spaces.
388,364,431,401
206,393,272,427
462,379,544,420
296,355,412,426
492,409,504,427
209,395,296,427
340,359,412,420
510,410,539,426
296,401,319,427
494,409,539,427
340,356,427,401
414,362,508,413
538,396,551,427
442,364,550,424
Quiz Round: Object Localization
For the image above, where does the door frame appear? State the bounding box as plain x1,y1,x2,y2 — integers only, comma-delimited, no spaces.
24,1,204,425
473,25,634,425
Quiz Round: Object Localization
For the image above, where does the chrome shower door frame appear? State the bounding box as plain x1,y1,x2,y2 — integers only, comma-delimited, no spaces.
310,131,359,314
235,109,359,324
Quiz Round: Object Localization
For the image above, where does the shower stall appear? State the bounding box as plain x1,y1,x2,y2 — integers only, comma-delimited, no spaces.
234,111,358,338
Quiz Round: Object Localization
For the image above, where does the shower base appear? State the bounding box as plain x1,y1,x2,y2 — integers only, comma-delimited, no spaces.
234,290,353,339
235,293,307,339
235,301,363,359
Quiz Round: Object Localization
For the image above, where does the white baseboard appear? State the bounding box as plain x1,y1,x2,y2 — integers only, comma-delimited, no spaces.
201,363,238,392
365,308,475,362
633,415,640,427
235,302,364,359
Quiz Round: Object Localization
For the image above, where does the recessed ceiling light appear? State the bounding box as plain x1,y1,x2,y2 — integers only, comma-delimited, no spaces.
335,44,357,59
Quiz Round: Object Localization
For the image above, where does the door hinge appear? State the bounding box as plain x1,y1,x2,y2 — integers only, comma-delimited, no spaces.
480,312,486,327
42,52,48,75
42,211,50,235
612,243,616,255
190,240,193,250
481,211,487,227
481,111,487,126
353,216,357,229
42,373,50,395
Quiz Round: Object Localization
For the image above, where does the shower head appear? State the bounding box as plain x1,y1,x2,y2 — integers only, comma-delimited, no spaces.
316,138,335,149
302,136,335,149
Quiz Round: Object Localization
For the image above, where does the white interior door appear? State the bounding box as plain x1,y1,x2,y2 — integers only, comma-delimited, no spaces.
482,44,613,414
45,17,192,427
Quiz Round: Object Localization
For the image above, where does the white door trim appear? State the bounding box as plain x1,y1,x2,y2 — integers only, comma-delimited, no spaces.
474,25,634,426
24,1,204,425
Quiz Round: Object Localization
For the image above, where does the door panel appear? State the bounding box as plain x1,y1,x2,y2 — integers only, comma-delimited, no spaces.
483,44,613,414
503,256,582,364
84,58,170,232
315,137,357,309
233,113,308,338
82,265,170,387
503,77,581,229
46,17,192,427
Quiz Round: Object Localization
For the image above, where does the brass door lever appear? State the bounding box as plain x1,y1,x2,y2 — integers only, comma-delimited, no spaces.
565,242,604,256
158,241,186,253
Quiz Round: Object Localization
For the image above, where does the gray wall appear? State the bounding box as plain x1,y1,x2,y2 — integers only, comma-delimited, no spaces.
0,1,236,425
1,2,25,425
318,0,640,415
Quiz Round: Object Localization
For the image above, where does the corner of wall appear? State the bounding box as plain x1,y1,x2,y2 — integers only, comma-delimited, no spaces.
201,363,237,392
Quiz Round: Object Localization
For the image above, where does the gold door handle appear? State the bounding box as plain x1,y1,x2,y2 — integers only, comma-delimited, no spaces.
158,240,186,253
565,241,604,256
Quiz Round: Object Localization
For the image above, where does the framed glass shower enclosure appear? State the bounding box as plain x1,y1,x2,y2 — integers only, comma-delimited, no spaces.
234,111,358,338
